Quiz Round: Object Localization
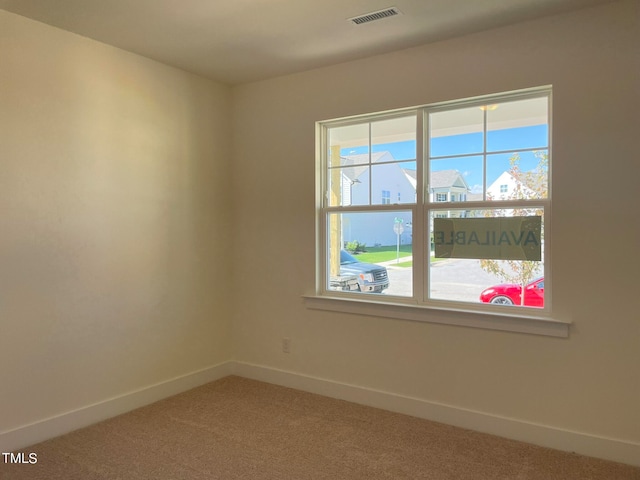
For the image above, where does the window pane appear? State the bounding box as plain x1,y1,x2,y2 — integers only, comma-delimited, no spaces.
371,115,416,161
328,123,369,167
371,161,417,205
429,155,483,202
487,97,548,152
328,165,370,206
329,116,418,207
428,208,544,308
486,150,548,201
327,212,412,297
430,107,484,157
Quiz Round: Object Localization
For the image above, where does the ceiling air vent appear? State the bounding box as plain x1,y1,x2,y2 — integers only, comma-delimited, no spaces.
349,7,401,25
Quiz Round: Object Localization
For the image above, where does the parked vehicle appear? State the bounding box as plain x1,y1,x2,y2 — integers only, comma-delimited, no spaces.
479,277,544,307
331,250,389,293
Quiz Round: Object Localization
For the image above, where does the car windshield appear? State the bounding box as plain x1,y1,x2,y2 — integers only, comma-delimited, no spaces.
340,250,359,265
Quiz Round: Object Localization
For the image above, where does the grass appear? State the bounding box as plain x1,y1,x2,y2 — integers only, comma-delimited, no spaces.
394,260,413,267
376,258,414,268
350,245,447,268
351,245,412,264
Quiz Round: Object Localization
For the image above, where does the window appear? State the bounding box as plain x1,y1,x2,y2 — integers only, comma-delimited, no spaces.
313,87,562,335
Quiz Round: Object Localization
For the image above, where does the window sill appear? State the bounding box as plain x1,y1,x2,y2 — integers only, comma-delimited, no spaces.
303,295,570,338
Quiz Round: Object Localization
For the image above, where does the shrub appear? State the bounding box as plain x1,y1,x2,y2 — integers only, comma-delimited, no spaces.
345,240,366,253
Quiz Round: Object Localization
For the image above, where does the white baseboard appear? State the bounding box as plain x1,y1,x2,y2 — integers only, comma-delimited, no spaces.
0,361,234,453
233,361,640,468
3,360,638,468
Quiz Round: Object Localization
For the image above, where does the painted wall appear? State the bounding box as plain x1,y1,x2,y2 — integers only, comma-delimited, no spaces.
232,0,639,449
0,11,233,434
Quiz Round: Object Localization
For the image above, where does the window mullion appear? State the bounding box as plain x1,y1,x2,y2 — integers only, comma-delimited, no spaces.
368,123,372,205
413,109,425,303
483,106,488,201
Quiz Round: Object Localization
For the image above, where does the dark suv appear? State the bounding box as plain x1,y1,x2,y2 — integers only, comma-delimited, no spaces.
330,250,389,293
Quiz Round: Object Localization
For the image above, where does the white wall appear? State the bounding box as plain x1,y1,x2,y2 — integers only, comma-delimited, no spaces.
0,10,234,441
232,0,639,461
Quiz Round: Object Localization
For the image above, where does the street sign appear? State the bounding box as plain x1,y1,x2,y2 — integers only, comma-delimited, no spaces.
393,218,404,263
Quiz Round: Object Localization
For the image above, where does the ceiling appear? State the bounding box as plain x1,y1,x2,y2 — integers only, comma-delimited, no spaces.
0,0,613,85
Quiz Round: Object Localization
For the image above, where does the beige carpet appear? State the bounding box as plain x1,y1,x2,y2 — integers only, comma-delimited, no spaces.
2,376,638,479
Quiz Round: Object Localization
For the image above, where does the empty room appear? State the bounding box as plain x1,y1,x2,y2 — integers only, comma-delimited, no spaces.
1,0,639,478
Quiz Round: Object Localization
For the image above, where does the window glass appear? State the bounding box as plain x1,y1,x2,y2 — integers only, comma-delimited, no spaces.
429,155,483,202
329,115,416,207
372,162,417,205
327,211,412,297
327,165,370,207
430,107,484,157
371,116,416,161
319,87,551,319
429,208,544,307
486,150,548,201
486,97,549,152
328,124,369,167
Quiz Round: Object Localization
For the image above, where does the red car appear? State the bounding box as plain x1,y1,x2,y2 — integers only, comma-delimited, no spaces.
479,277,544,307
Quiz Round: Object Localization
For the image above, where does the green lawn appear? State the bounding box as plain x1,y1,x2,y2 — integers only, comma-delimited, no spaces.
350,245,445,268
351,245,412,264
394,260,413,267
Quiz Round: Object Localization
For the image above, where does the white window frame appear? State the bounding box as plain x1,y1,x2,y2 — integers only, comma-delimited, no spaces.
306,86,570,338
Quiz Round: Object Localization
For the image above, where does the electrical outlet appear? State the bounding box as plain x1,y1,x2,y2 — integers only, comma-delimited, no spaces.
282,337,291,354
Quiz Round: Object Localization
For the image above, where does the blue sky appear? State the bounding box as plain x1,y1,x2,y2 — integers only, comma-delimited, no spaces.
343,125,548,193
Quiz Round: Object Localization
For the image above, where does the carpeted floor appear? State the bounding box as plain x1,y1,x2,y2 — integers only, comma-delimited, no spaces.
1,376,639,479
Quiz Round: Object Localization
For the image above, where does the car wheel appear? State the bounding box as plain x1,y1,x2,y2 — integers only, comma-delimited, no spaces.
490,295,514,305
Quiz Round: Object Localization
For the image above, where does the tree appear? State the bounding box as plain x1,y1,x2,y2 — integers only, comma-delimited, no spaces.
479,152,547,305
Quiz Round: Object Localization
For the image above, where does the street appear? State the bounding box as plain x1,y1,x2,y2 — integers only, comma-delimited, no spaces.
383,258,504,303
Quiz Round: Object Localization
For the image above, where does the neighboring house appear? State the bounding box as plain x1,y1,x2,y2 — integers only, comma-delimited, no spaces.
407,167,475,222
340,152,415,246
429,170,471,204
342,160,548,247
428,169,472,219
484,171,546,222
340,152,473,246
486,171,536,200
340,152,416,206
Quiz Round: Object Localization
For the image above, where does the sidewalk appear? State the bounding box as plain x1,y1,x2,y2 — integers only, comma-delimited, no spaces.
379,252,442,267
379,255,412,267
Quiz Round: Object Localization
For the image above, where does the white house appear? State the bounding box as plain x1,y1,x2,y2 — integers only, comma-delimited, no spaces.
486,171,539,200
340,152,415,246
430,170,471,203
340,152,416,206
341,152,474,246
341,161,548,245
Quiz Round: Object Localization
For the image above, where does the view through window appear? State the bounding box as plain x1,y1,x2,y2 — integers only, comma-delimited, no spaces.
318,87,550,314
